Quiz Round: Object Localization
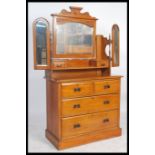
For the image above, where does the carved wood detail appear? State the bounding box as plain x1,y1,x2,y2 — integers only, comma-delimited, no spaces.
51,6,97,20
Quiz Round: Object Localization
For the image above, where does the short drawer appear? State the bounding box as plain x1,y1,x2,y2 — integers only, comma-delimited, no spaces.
62,94,119,117
62,110,118,138
94,80,120,95
61,82,93,98
52,61,66,68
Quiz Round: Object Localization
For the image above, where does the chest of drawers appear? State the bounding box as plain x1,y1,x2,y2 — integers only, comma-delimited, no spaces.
45,76,122,149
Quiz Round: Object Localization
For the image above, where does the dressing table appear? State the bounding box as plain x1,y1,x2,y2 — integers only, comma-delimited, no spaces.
32,6,122,150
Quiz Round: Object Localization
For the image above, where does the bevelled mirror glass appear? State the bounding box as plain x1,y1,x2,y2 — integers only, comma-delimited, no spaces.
33,17,50,70
34,19,48,65
112,24,120,67
56,22,94,55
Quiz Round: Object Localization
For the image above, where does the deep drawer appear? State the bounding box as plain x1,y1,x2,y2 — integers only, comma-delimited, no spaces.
62,94,119,117
61,110,118,138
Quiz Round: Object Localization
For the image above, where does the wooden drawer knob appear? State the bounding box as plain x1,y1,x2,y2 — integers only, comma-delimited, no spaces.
103,100,110,104
104,85,110,89
73,123,81,128
74,87,81,92
73,104,80,108
103,118,109,123
101,63,105,66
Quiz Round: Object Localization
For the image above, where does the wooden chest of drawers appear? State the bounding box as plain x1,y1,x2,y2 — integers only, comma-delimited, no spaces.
45,76,122,149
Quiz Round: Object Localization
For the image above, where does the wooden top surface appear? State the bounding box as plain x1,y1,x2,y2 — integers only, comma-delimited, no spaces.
50,75,123,83
51,66,111,71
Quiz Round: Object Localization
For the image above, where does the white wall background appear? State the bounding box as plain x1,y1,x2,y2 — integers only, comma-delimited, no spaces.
2,0,155,154
28,2,127,152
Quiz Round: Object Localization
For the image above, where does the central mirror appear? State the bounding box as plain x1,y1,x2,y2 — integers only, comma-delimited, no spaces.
56,22,94,55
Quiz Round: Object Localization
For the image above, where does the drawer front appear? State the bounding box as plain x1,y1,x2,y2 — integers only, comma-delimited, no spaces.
62,110,118,138
62,94,119,117
66,59,89,67
94,80,120,95
52,61,66,68
61,82,93,98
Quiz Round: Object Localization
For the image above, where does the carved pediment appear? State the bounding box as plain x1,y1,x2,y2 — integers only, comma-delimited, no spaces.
51,6,97,20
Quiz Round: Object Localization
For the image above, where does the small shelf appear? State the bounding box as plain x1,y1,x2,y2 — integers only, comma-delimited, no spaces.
51,66,109,70
50,75,123,82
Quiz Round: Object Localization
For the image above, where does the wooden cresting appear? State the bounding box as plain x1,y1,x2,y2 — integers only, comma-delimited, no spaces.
51,6,98,20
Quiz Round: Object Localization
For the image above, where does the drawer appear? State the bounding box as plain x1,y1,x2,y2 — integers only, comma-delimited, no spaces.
94,80,120,95
62,94,119,117
61,82,93,98
66,59,90,67
89,60,109,67
52,61,66,68
62,110,118,138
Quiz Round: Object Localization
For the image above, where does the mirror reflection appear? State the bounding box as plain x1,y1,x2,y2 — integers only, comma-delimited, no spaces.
112,25,119,66
56,22,93,54
35,20,47,65
114,29,119,65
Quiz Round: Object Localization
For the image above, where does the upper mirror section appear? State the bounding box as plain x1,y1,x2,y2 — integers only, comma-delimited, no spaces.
56,22,93,55
51,6,97,59
35,19,48,65
112,24,120,67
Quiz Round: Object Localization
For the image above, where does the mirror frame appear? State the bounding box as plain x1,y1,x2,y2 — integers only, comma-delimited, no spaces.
112,24,120,67
33,17,50,70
